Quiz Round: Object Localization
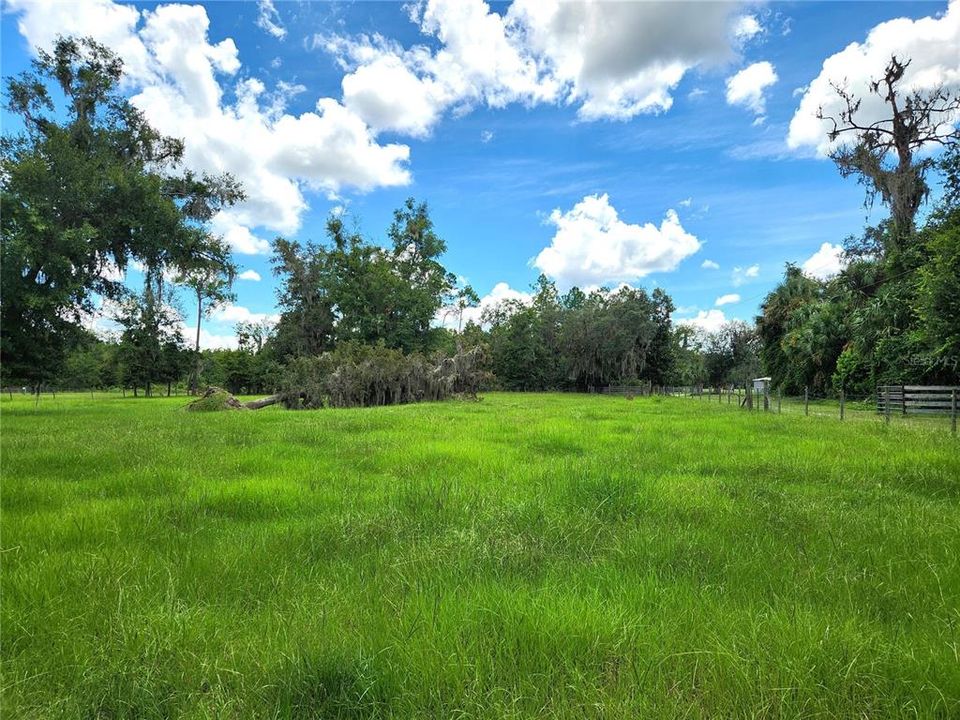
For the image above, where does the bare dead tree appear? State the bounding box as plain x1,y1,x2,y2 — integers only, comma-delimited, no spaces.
818,56,960,248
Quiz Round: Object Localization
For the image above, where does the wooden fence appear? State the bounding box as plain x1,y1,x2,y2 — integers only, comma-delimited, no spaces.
877,385,959,416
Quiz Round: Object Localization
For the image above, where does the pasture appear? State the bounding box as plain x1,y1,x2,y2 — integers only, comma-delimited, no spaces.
2,392,959,718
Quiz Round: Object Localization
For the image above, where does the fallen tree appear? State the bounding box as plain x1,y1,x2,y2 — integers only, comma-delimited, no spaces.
185,386,280,411
278,343,487,409
244,394,281,410
186,344,488,411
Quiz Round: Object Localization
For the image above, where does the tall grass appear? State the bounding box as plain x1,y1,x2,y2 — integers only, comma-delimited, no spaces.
2,392,958,718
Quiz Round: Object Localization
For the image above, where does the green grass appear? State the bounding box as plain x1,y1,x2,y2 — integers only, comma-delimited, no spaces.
2,392,959,718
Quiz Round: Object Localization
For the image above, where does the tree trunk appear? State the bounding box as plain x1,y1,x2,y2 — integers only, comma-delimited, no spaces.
244,394,281,410
193,292,203,394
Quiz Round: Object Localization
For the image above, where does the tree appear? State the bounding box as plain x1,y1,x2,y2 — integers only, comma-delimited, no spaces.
646,288,677,386
114,286,184,396
386,198,457,351
1,36,242,390
236,320,274,353
270,234,336,360
560,286,663,390
446,284,480,333
175,233,237,392
914,185,960,381
669,325,707,387
756,265,823,393
59,332,111,391
486,302,556,390
702,322,761,387
818,56,960,251
270,202,456,358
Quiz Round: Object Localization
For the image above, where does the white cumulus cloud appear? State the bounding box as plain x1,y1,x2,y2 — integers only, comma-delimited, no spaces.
323,0,755,135
732,14,763,42
678,309,728,335
6,0,412,255
788,0,960,156
801,242,846,280
732,263,760,286
256,0,286,40
178,325,238,350
715,293,741,306
211,303,280,326
238,269,262,281
533,194,701,288
726,61,778,117
701,259,720,270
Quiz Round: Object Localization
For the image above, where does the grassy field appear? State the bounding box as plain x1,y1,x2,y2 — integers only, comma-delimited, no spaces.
2,392,959,718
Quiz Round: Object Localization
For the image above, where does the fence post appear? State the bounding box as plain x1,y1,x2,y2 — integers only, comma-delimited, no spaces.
777,389,781,414
804,387,809,416
840,389,845,421
884,386,890,425
952,389,957,436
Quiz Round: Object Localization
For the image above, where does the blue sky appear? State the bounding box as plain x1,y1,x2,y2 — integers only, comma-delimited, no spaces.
3,0,957,345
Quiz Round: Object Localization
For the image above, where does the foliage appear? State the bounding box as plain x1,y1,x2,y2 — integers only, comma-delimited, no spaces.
269,235,336,359
113,286,186,396
757,124,960,394
701,321,762,387
756,266,824,393
748,56,960,398
197,348,281,396
670,325,708,386
484,277,678,391
915,206,960,377
0,36,240,389
175,233,237,390
270,202,455,361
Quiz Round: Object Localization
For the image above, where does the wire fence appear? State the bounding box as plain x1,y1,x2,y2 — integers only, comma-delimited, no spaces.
599,383,959,437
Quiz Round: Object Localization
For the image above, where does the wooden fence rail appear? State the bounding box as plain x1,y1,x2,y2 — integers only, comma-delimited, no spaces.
877,385,959,416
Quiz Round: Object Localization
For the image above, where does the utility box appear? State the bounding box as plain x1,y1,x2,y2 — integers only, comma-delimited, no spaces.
753,377,772,411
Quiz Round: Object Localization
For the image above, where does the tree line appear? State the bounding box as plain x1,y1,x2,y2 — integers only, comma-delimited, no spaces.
757,57,960,397
2,40,956,401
